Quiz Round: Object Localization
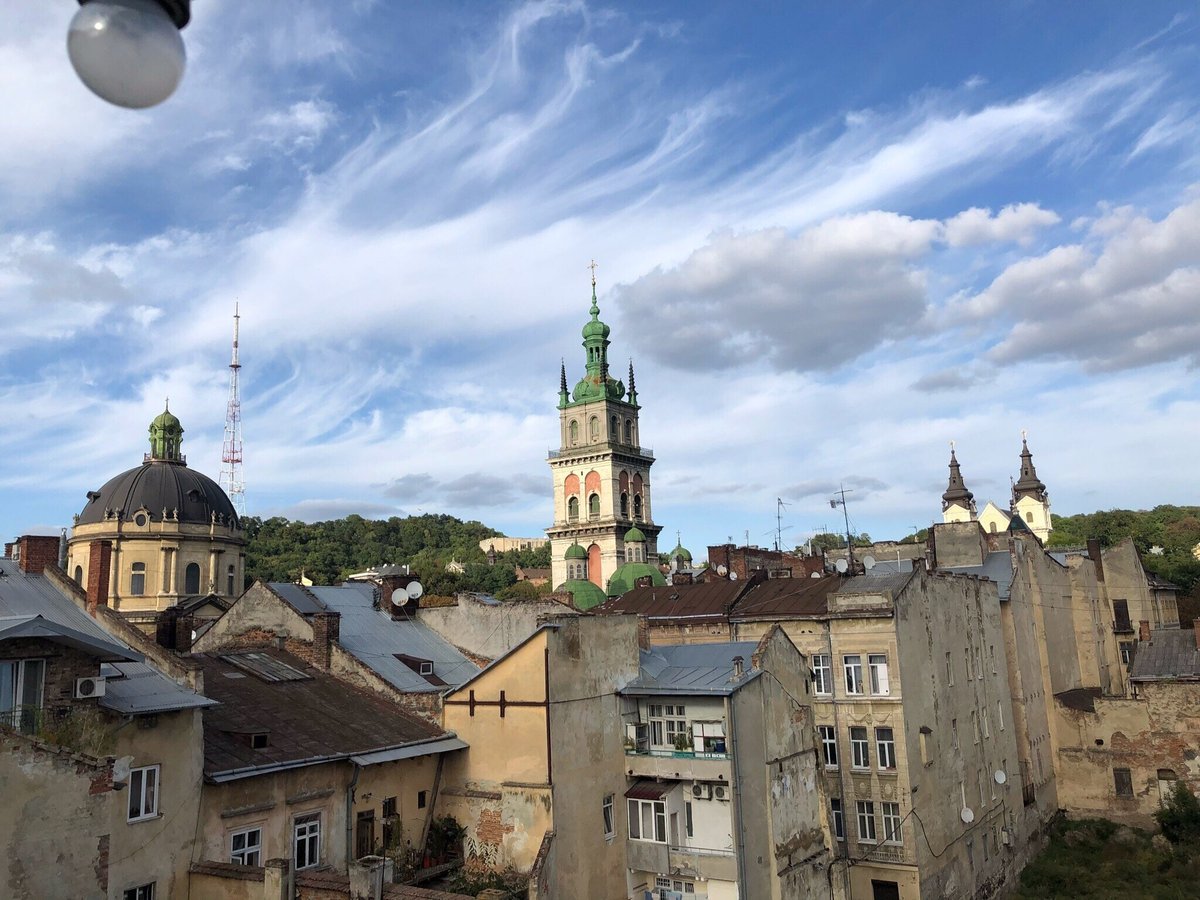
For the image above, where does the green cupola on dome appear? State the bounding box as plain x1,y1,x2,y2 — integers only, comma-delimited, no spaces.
564,542,587,560
624,526,647,543
569,267,626,405
148,402,184,462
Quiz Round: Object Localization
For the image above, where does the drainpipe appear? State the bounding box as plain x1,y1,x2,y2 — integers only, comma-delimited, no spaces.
346,762,362,868
826,622,852,900
416,752,447,861
727,693,748,894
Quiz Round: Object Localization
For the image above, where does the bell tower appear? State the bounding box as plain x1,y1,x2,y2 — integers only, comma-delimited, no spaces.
1011,432,1052,543
941,442,976,523
548,263,661,592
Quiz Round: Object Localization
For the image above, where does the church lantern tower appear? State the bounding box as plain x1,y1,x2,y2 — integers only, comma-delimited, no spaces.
1011,433,1052,543
547,264,662,594
941,442,977,523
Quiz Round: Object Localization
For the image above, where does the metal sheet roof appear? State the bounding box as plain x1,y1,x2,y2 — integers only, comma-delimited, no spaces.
940,551,1015,599
350,737,468,766
594,579,748,620
268,582,329,615
101,661,217,715
729,576,839,620
1130,629,1200,681
623,642,763,696
0,614,138,661
298,584,478,693
625,779,671,800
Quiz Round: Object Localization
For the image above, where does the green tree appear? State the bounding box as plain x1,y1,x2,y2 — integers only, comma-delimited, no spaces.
1156,780,1200,845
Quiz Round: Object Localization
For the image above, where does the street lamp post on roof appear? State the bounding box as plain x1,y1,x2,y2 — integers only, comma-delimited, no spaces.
67,0,191,109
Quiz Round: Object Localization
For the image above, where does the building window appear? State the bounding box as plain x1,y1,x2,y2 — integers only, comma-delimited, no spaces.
588,493,600,519
831,798,845,841
603,794,616,837
919,728,932,767
610,416,618,439
417,790,427,809
130,562,146,596
685,800,693,838
945,650,953,686
294,812,322,869
975,646,983,679
1113,599,1132,633
1119,641,1135,666
997,701,1005,732
620,492,628,517
982,708,991,739
624,419,632,443
876,727,896,770
881,802,903,844
589,416,599,441
952,718,959,750
226,564,236,595
230,827,262,866
819,725,838,767
1113,768,1134,798
568,420,579,445
633,494,643,521
850,726,870,769
989,644,997,674
812,655,832,695
868,654,889,695
567,496,579,522
628,798,666,842
972,711,980,744
0,658,45,733
128,765,160,822
184,562,201,594
74,565,84,585
356,809,375,860
965,648,972,681
123,885,155,900
649,704,687,749
856,800,876,842
843,655,863,694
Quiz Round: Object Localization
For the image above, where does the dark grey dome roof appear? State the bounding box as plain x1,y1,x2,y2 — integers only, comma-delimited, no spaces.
77,461,238,527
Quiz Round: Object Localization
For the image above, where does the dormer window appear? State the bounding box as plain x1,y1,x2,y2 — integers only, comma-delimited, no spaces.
396,654,445,685
419,662,434,676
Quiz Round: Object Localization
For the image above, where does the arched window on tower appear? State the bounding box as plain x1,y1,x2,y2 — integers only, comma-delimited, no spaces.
588,493,600,519
130,562,146,596
185,562,201,594
989,522,997,533
589,416,600,441
568,420,579,446
568,496,580,523
1025,512,1033,523
624,419,632,443
620,492,628,517
633,494,643,521
73,565,83,585
610,416,618,440
227,564,236,596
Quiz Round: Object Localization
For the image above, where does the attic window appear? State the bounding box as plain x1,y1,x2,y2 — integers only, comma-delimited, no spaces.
395,654,447,686
250,732,270,750
419,662,434,676
221,651,311,683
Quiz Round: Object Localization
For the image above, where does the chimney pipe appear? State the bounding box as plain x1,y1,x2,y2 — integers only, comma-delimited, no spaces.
731,656,744,680
1138,620,1151,642
86,540,112,615
311,611,341,669
17,535,62,575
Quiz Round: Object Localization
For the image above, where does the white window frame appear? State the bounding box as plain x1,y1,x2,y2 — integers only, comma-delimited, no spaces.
945,651,953,686
881,801,903,844
602,794,614,838
293,812,322,870
850,726,870,769
130,562,146,596
868,654,890,695
122,885,155,900
127,765,160,822
843,655,863,695
627,798,667,843
876,727,896,770
856,800,877,843
0,658,45,733
230,826,262,866
830,798,845,841
812,654,832,695
818,724,838,768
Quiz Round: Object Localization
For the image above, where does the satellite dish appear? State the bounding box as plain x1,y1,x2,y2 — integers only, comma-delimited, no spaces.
406,581,425,601
810,571,821,579
835,558,849,574
729,571,738,581
994,770,1008,785
863,555,876,570
717,564,728,576
960,807,975,824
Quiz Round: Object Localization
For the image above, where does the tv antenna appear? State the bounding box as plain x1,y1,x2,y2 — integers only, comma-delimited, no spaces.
220,302,246,517
829,485,855,572
774,497,789,552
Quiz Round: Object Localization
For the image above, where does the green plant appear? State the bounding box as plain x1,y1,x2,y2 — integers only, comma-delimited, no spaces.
428,815,466,860
673,732,693,752
37,705,116,757
1156,781,1200,846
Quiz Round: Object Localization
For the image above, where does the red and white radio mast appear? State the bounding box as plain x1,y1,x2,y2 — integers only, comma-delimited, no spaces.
220,303,246,516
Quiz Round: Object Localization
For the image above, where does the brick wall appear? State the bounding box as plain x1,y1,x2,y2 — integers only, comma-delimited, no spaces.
0,638,102,719
86,539,112,612
17,535,61,574
311,611,341,670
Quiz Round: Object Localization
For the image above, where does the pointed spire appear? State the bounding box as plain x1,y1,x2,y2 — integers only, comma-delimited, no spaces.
941,441,975,511
1012,431,1047,501
558,358,569,408
627,359,639,406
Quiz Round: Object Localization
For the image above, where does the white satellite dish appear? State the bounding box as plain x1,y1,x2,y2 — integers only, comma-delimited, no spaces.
994,770,1008,785
960,807,975,824
863,555,876,570
729,571,739,581
717,564,728,576
810,571,821,579
406,581,425,601
835,558,849,574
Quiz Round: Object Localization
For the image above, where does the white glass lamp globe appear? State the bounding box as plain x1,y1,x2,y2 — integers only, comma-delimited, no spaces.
67,0,186,109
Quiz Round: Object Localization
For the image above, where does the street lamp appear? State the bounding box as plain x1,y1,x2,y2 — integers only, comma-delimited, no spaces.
67,0,190,109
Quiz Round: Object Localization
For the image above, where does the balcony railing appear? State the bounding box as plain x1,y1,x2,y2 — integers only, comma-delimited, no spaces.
625,747,729,761
548,445,654,459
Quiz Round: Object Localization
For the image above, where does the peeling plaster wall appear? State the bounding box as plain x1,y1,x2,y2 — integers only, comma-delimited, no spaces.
416,593,573,660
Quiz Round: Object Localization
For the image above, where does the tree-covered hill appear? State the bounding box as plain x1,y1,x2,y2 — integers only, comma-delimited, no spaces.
241,513,551,595
1047,505,1200,593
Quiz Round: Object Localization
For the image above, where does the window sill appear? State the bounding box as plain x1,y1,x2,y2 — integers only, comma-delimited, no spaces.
127,813,162,825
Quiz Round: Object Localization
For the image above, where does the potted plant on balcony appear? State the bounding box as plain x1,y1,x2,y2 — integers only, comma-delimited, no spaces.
673,733,694,754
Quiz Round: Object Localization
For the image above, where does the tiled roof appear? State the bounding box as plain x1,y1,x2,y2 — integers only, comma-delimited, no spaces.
592,579,748,620
193,647,450,780
1130,629,1200,681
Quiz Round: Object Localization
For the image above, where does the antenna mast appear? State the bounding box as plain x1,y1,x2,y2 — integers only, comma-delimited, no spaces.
829,486,855,571
775,497,788,552
220,303,246,517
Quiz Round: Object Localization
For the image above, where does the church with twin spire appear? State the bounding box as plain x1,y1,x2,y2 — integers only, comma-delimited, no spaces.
941,434,1053,542
546,267,666,609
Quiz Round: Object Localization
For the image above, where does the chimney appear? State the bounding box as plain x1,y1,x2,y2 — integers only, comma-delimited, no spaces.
1138,620,1150,642
636,615,650,651
4,541,14,559
175,611,196,652
731,655,745,680
86,540,112,615
1193,619,1200,651
17,535,62,574
311,610,341,669
156,607,179,649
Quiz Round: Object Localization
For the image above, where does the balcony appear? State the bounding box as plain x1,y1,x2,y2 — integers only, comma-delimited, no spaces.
627,839,669,874
547,445,654,460
624,747,732,783
856,843,909,865
669,845,737,882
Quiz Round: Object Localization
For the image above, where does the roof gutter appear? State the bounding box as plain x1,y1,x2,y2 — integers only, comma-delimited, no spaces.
206,733,461,783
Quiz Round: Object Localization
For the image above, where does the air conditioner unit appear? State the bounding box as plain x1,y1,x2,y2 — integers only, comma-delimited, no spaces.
714,785,728,801
691,784,704,798
75,676,107,699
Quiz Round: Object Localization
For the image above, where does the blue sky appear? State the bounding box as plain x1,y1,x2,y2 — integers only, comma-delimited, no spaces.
3,2,1199,555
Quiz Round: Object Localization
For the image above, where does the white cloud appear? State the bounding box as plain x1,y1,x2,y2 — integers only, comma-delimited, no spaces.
944,203,1061,247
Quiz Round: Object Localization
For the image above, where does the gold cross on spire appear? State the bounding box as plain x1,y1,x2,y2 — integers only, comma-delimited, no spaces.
588,259,599,288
